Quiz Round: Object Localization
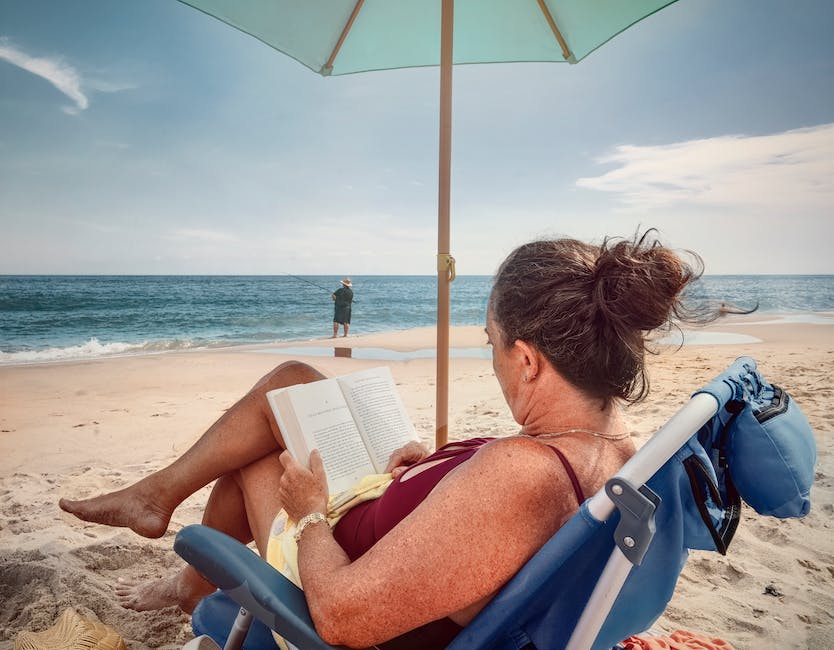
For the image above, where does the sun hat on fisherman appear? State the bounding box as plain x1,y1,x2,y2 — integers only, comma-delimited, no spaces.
341,278,352,287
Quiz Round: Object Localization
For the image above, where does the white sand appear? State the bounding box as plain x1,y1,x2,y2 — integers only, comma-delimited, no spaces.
1,320,832,648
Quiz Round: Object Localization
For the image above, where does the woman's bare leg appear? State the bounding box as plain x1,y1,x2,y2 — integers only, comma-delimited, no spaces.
116,453,285,612
60,361,325,538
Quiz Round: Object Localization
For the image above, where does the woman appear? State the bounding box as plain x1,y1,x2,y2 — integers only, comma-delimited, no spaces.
60,232,703,648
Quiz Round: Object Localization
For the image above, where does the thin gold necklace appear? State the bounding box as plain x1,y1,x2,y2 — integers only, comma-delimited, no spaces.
520,428,630,441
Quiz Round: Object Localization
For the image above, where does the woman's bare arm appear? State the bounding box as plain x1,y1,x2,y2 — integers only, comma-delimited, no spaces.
285,438,575,648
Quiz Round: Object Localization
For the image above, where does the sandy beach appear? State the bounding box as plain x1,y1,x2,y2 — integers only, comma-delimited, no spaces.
1,319,832,649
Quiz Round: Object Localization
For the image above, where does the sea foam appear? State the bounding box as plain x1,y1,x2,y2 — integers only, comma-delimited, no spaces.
0,337,200,365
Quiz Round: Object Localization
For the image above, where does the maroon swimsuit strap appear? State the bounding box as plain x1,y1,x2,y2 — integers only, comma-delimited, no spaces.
548,445,586,504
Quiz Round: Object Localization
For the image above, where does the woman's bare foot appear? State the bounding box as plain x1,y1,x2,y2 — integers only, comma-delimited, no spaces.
115,569,214,613
59,478,173,539
115,576,180,611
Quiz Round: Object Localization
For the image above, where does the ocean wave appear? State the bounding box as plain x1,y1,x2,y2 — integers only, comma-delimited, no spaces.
0,337,205,365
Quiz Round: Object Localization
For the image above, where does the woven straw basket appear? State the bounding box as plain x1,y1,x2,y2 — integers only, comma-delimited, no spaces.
14,608,126,650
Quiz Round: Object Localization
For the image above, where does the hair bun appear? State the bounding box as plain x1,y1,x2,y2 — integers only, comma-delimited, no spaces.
490,230,706,405
592,235,694,332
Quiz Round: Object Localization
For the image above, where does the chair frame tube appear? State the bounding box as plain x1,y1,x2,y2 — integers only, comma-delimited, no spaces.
224,608,253,650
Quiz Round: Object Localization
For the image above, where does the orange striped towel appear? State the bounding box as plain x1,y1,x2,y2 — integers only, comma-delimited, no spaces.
620,629,735,650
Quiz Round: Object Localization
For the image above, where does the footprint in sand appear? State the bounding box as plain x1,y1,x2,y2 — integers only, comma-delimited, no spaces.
0,550,59,628
689,556,751,585
725,613,767,635
71,540,179,573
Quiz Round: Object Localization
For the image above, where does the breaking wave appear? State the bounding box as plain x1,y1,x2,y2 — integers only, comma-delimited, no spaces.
0,337,206,365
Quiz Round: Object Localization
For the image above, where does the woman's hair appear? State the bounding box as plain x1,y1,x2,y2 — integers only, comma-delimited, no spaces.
489,230,708,405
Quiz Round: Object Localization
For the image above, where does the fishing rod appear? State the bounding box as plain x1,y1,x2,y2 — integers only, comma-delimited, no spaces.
282,273,357,301
283,273,333,294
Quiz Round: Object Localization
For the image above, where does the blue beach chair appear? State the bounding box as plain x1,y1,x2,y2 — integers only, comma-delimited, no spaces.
174,357,816,650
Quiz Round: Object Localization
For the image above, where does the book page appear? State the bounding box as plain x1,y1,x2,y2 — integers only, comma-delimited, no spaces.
338,367,419,473
267,379,375,495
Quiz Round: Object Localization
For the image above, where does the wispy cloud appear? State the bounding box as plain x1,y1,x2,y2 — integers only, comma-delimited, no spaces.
86,78,138,94
0,37,88,113
576,123,834,213
166,228,238,243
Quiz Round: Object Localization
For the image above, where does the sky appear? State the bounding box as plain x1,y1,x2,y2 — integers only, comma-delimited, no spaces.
1,0,833,276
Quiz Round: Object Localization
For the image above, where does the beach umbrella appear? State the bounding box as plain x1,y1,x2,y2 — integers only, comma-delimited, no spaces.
175,0,679,448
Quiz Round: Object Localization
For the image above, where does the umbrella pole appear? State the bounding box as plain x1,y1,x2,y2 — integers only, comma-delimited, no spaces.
435,0,454,449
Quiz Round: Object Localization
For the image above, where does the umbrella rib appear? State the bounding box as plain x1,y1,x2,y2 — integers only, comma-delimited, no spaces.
536,0,574,62
323,0,365,74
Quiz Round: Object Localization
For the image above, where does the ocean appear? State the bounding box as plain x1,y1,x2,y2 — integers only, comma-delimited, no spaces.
1,275,832,365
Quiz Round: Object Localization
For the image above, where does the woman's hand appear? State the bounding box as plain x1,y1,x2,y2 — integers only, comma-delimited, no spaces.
278,450,329,521
384,441,431,479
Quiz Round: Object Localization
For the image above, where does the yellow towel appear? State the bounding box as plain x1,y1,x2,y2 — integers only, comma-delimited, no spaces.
265,473,392,649
267,473,392,587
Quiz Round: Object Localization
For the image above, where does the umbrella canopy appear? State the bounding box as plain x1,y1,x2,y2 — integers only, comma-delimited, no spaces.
177,1,676,73
176,0,678,447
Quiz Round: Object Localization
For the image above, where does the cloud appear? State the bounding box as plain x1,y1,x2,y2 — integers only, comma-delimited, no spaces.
576,123,834,214
0,37,88,112
166,228,237,243
86,78,138,94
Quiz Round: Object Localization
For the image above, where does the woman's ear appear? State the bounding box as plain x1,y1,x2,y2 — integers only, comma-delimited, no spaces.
513,340,540,382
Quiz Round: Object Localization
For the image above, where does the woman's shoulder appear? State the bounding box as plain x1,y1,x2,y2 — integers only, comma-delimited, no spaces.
465,436,573,494
476,434,561,457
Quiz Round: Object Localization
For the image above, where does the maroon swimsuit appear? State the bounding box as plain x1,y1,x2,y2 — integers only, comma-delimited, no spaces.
332,437,586,649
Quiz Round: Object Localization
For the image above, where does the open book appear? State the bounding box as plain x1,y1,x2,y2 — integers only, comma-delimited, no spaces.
266,366,419,495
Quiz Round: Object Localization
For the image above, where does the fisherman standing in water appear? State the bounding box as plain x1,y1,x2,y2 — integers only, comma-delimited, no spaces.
332,277,353,337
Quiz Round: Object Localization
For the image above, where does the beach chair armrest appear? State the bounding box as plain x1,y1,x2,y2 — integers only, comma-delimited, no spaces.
174,524,340,650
